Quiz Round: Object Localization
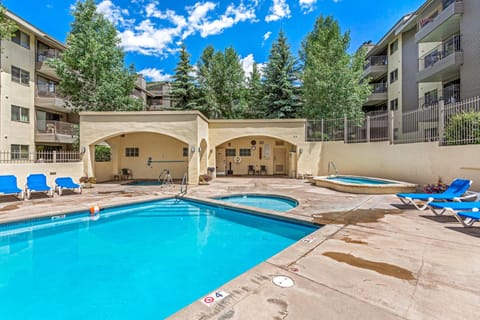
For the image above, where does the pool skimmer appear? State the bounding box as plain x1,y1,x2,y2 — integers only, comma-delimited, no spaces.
272,276,294,288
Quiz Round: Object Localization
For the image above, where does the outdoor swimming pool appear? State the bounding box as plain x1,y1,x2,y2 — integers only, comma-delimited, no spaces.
215,194,298,212
0,198,316,319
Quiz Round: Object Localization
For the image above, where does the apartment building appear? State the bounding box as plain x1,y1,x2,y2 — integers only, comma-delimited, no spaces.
0,10,77,158
363,0,480,114
416,0,480,106
146,82,175,110
362,14,418,116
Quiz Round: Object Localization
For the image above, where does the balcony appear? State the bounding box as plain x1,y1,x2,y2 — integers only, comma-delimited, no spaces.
35,84,67,112
364,83,388,106
362,55,387,80
415,0,463,43
417,35,463,82
35,49,62,78
35,120,78,144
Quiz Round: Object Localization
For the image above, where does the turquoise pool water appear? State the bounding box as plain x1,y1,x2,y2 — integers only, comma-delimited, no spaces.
215,194,298,212
327,176,394,185
0,198,316,319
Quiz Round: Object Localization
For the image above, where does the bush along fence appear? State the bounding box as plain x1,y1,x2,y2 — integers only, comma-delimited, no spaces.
306,96,480,146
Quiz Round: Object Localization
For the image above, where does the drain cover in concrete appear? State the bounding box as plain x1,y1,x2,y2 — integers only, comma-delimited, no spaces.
272,276,294,288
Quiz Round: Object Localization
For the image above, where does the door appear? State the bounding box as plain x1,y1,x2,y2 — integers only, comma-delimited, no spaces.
273,148,286,174
216,148,226,175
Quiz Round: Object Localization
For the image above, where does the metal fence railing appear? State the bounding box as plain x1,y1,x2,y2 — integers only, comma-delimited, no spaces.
443,97,480,145
306,96,480,146
0,151,82,163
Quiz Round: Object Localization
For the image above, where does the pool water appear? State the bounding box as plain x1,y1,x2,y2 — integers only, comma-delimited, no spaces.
0,198,316,319
215,194,298,212
327,176,394,185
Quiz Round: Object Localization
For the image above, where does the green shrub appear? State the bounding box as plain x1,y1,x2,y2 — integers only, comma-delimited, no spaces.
445,112,480,145
95,145,111,162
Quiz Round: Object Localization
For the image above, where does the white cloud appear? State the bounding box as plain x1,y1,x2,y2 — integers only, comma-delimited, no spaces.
240,54,255,77
97,0,132,27
115,1,257,56
138,68,172,81
299,0,317,13
263,31,272,41
240,54,265,79
265,0,291,22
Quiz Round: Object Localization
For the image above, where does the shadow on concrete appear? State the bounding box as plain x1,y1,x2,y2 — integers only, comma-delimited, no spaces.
420,215,458,224
446,226,480,238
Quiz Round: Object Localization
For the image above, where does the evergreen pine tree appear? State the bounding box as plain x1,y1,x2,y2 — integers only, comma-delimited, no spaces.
171,43,196,110
262,31,302,119
245,63,264,118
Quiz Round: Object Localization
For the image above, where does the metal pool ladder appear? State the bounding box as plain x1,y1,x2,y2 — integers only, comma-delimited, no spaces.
177,172,188,197
328,161,338,177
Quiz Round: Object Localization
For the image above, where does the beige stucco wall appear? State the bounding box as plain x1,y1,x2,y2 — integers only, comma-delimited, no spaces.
316,141,480,191
215,136,295,176
80,111,208,184
0,162,83,188
208,119,306,177
0,27,36,152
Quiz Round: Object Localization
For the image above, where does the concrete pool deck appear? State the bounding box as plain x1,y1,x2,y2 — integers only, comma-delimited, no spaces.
0,177,479,319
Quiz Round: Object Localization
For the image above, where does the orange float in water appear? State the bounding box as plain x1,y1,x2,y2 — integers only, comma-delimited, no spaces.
90,205,100,215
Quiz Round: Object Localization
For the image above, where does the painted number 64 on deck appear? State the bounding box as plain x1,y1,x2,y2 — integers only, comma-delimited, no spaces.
200,290,230,307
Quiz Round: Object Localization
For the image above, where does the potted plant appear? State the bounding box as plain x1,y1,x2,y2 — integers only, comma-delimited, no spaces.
79,175,96,188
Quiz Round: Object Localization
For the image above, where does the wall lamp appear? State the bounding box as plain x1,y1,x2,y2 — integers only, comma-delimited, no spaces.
198,146,202,153
191,146,196,153
299,147,303,154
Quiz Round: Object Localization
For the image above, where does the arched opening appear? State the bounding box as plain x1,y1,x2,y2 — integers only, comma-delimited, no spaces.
91,132,189,182
215,136,298,177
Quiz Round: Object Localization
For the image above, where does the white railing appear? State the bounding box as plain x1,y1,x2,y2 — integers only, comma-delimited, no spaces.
0,151,82,163
306,96,480,146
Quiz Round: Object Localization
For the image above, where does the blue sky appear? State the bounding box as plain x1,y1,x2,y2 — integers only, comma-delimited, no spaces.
5,0,425,81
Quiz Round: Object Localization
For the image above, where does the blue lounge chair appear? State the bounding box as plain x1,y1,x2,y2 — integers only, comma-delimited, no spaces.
55,177,82,196
25,174,53,199
397,179,474,210
429,201,480,227
0,175,23,199
429,201,480,216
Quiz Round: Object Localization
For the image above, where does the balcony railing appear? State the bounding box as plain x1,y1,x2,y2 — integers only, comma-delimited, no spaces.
418,34,461,71
0,151,81,163
36,83,63,98
364,55,388,70
370,82,388,94
36,120,77,136
37,48,62,62
418,0,461,30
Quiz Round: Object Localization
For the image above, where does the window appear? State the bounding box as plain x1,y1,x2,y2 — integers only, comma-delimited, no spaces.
182,147,188,157
424,89,438,107
11,105,29,123
11,66,30,85
11,144,29,160
390,98,398,111
226,148,236,157
389,69,398,84
389,39,398,55
12,30,30,49
239,148,251,157
125,147,139,157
